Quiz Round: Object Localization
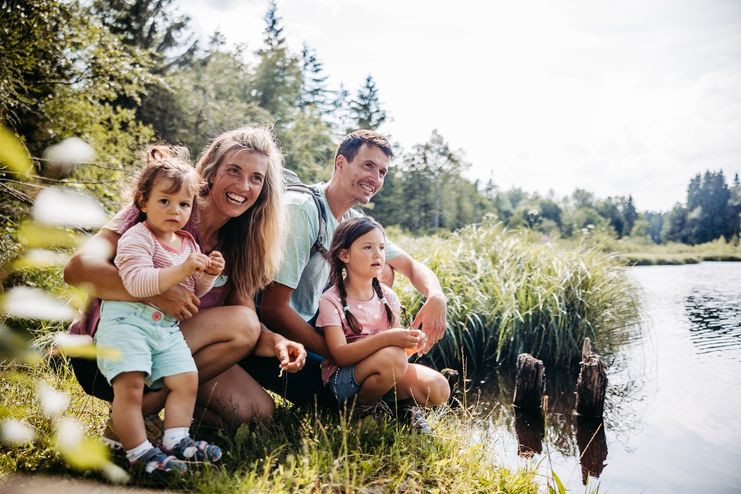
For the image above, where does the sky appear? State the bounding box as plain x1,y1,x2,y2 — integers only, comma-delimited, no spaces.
178,0,741,212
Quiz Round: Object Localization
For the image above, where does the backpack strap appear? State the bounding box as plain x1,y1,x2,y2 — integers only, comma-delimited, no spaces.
286,184,329,259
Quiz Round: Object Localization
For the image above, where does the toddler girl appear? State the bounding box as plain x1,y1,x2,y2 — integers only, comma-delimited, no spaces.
95,149,224,475
315,217,450,431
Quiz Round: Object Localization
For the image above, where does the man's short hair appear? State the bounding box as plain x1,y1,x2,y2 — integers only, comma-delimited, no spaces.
335,129,394,164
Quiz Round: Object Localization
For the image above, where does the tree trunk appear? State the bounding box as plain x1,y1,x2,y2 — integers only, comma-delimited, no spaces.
575,338,608,417
513,353,545,409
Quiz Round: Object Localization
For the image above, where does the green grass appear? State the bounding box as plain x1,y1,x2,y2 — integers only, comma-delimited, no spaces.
0,358,541,493
598,235,741,265
393,222,640,372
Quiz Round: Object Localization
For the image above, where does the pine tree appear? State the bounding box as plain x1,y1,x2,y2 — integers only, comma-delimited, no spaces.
92,0,198,70
299,43,330,114
621,196,638,235
251,0,301,125
350,75,387,131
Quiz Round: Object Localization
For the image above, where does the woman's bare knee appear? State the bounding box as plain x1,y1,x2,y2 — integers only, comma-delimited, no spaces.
230,306,261,352
249,393,275,421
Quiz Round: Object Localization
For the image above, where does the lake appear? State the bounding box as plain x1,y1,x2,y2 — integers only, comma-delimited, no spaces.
474,262,741,493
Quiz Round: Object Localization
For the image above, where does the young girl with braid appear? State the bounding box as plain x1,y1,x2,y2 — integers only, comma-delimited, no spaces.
315,217,450,424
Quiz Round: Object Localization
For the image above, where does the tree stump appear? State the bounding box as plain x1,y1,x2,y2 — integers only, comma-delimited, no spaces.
513,353,545,409
575,338,608,417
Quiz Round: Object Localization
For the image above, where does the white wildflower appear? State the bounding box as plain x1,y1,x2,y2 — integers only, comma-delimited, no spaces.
43,137,95,166
2,286,76,321
102,461,130,484
37,381,70,418
55,417,84,451
32,187,106,229
1,419,35,445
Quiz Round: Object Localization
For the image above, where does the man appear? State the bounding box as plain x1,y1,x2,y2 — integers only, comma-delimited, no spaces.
244,130,447,420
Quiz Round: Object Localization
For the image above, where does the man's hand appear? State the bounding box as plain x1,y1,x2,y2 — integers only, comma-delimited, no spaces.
275,336,307,374
147,285,200,320
411,292,447,354
205,251,225,276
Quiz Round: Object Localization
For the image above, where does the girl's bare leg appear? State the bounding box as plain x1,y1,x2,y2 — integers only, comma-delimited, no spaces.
393,363,451,406
354,346,409,403
161,372,198,429
111,372,147,450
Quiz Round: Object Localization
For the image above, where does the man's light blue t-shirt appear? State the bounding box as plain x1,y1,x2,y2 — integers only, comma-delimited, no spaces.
273,183,402,322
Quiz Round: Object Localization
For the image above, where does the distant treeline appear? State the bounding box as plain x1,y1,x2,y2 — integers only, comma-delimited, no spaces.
379,167,740,245
1,0,738,245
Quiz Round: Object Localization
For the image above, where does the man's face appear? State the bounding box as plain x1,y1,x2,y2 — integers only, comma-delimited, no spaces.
337,143,390,205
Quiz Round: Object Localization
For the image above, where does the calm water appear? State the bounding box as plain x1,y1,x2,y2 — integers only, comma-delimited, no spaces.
476,262,741,493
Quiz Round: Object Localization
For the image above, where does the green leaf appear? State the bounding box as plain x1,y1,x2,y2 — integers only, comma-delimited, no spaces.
0,126,33,177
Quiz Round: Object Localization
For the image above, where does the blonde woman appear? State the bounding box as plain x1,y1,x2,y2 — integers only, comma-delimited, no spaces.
65,127,306,442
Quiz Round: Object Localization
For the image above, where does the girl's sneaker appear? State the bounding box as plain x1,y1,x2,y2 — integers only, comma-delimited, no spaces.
131,447,187,476
162,437,222,463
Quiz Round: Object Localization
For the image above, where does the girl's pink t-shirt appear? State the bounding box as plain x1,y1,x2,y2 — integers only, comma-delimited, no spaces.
315,283,401,383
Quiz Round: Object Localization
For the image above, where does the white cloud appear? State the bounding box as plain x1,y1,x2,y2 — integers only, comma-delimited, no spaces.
180,0,741,211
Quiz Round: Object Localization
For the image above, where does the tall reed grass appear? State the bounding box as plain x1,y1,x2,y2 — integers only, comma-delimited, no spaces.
392,222,640,371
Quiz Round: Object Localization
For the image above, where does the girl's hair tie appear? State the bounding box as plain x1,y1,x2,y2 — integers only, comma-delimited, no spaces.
343,305,351,312
380,297,388,305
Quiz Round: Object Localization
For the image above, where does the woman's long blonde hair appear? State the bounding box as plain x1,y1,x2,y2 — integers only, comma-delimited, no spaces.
195,126,284,298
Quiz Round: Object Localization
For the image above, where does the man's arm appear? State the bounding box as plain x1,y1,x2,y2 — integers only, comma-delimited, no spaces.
260,282,330,356
386,252,447,353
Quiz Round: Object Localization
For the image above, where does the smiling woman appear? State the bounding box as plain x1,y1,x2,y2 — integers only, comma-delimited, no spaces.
63,127,307,436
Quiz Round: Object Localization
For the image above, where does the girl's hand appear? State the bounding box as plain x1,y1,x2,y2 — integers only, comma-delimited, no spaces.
183,253,210,275
275,337,307,374
205,251,225,276
385,328,424,350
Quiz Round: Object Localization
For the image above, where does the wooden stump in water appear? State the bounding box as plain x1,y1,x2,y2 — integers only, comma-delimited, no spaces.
575,338,608,417
513,353,545,409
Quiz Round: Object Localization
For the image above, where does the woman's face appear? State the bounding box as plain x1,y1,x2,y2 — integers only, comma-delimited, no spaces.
208,148,269,219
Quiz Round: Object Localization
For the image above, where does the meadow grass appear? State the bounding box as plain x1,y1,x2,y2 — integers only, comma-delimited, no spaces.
597,235,741,265
0,357,542,493
392,222,640,372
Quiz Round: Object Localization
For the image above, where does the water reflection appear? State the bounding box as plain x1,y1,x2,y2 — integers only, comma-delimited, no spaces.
467,347,643,485
685,291,741,360
461,264,741,493
575,417,608,483
514,409,544,457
